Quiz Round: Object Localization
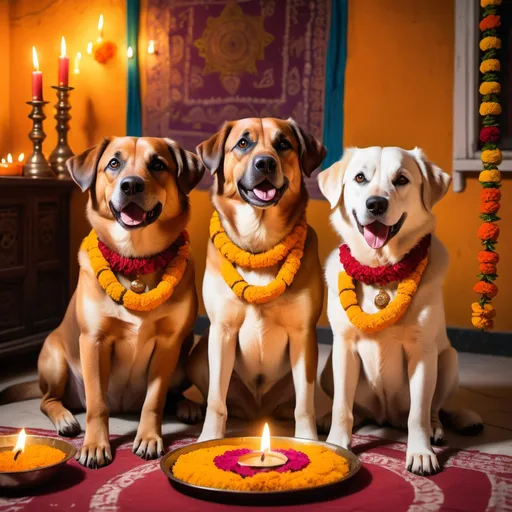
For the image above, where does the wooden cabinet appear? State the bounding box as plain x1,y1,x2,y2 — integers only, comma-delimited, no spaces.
0,176,74,356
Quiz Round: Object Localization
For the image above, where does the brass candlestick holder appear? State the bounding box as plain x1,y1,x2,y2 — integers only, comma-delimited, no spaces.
23,100,54,178
49,85,74,177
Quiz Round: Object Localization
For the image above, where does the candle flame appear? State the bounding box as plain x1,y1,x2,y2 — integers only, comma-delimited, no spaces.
260,423,271,453
61,36,67,58
32,46,39,71
18,153,25,162
1,158,5,164
147,40,155,54
13,429,27,454
127,46,134,59
98,14,104,32
87,42,93,55
7,153,12,164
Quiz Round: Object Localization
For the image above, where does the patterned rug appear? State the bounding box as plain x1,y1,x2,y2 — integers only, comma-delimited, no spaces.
144,0,331,197
0,426,511,511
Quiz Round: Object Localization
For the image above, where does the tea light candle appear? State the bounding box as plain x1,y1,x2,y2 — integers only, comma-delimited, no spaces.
0,153,24,176
32,46,43,101
58,37,69,86
237,423,288,468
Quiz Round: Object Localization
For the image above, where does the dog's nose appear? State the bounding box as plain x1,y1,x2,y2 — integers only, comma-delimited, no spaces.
366,196,388,216
120,176,145,196
253,155,277,174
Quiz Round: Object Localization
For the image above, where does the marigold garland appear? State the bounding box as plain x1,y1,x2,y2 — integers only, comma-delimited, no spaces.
473,0,503,330
338,256,428,334
210,212,307,304
172,444,349,492
83,229,190,312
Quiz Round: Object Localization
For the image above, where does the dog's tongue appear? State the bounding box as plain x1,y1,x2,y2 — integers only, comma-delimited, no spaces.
363,221,390,249
120,203,147,226
253,182,277,202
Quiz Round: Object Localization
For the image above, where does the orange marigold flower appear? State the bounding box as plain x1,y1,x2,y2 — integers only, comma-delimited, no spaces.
479,36,502,51
477,222,500,241
479,262,497,274
480,59,501,73
479,169,502,183
479,102,502,116
473,281,498,297
481,189,502,202
481,0,502,6
480,201,500,214
479,14,501,31
472,316,494,329
481,149,502,165
471,302,497,318
479,81,501,95
478,250,499,264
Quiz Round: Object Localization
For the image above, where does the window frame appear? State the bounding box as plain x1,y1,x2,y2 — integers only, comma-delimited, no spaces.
453,0,512,192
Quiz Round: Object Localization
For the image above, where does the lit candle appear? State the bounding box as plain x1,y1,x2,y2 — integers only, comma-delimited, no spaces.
32,46,43,101
0,153,25,175
87,42,93,55
73,52,81,75
58,37,69,86
13,428,26,461
237,423,288,468
97,14,104,42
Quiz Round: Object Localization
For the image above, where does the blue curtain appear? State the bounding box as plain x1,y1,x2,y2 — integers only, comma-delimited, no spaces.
126,0,142,136
322,0,348,168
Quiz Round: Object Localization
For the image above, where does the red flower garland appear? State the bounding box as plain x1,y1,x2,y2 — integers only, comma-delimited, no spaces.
98,231,188,275
338,235,431,286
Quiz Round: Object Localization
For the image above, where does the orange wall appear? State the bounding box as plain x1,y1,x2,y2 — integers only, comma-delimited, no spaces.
0,1,11,156
6,0,512,331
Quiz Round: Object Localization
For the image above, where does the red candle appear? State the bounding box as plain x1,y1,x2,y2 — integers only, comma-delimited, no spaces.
32,46,43,100
58,37,69,87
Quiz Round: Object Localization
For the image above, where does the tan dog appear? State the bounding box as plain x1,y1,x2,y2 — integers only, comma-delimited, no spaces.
0,137,204,468
181,118,326,442
317,147,483,475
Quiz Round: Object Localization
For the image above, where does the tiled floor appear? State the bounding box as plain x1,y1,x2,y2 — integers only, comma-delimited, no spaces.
0,345,510,456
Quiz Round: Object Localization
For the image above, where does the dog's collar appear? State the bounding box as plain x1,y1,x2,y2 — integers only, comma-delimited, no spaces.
339,234,432,287
97,233,188,276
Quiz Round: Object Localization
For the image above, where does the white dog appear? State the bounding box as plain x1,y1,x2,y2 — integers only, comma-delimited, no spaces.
317,147,483,476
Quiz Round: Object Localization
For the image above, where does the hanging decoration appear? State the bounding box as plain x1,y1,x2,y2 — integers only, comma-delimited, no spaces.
472,0,502,330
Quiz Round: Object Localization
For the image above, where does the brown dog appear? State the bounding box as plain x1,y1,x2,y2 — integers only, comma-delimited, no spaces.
180,118,326,442
1,137,204,468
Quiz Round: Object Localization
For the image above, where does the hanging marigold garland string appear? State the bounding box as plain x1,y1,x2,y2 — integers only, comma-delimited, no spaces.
472,0,502,330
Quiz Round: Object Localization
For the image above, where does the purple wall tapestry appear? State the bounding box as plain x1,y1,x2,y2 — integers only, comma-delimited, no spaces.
144,0,331,197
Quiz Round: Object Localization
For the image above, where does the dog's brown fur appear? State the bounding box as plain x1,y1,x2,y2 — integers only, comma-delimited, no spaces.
11,137,204,468
182,118,326,442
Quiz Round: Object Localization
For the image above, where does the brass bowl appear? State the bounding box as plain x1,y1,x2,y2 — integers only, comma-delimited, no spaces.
161,436,361,505
0,435,77,489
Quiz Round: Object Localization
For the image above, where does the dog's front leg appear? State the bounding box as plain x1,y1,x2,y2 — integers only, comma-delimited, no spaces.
133,335,183,460
289,327,318,440
76,334,113,469
198,323,237,442
404,341,440,476
327,332,360,449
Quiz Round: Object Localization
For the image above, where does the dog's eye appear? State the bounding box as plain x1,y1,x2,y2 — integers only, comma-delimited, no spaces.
355,173,366,184
277,139,291,151
107,158,120,170
394,175,409,186
237,138,249,149
151,159,166,172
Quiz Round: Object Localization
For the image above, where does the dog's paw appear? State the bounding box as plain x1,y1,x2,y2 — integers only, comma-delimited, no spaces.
317,412,332,435
176,399,204,425
76,442,112,469
133,433,165,460
55,411,81,437
406,449,440,476
430,425,445,446
440,408,484,436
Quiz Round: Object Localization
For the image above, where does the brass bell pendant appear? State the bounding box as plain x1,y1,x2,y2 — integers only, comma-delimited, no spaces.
374,289,390,310
130,279,146,294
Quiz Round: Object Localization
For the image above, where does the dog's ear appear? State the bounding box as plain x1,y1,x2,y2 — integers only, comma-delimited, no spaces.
409,147,451,209
317,149,354,209
165,139,205,195
196,122,234,175
66,138,111,192
287,118,327,177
